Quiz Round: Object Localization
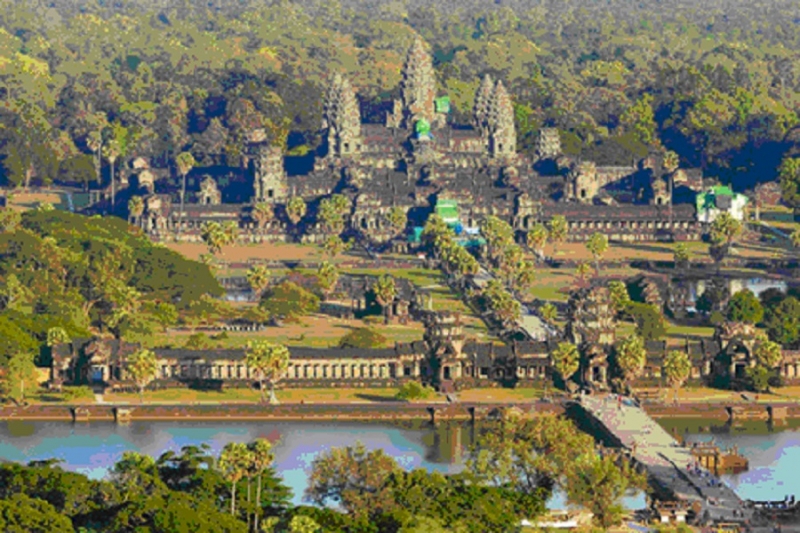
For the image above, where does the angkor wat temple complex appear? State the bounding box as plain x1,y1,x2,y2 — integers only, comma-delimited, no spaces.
125,39,707,246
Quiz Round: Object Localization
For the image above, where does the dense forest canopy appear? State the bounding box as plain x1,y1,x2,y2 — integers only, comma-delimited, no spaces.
1,0,800,192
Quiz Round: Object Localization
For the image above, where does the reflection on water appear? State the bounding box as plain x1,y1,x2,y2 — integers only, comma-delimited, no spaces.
16,419,800,509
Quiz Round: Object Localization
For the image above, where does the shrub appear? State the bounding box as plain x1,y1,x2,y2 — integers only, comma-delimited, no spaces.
62,386,94,401
396,381,435,401
185,333,212,349
211,331,229,341
260,281,320,320
338,328,388,349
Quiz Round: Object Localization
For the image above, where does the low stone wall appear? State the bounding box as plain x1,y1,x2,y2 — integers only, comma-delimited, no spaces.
0,401,566,422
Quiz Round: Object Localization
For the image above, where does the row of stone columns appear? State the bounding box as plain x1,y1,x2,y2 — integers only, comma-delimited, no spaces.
287,362,403,380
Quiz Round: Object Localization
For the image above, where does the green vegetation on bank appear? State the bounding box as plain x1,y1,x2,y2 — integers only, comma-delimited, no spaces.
0,414,646,532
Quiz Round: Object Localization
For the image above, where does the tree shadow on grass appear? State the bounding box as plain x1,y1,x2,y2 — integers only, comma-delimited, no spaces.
355,393,400,403
36,394,66,403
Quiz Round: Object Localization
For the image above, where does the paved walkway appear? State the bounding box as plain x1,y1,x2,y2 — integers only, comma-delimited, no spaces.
579,393,754,525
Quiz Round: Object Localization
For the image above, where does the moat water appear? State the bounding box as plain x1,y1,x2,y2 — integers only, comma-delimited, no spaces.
0,419,798,509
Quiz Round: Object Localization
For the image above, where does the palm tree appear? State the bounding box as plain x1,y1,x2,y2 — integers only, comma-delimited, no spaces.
102,139,120,212
548,215,568,256
387,206,408,236
791,227,800,249
286,196,307,226
175,151,196,236
245,340,290,404
252,202,274,235
316,261,340,299
372,274,397,325
663,150,679,229
86,130,102,192
527,223,549,260
128,196,144,225
248,439,275,532
246,265,271,300
585,232,609,274
218,442,252,516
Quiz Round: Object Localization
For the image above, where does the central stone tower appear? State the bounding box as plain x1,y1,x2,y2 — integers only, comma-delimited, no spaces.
387,38,436,129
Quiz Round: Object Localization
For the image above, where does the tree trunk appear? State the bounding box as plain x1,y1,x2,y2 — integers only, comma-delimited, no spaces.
179,171,186,236
268,382,278,405
246,478,251,530
110,163,116,213
255,473,262,532
231,482,237,515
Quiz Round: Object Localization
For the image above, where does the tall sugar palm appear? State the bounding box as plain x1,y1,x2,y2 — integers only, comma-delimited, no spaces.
218,442,252,516
175,151,196,236
372,274,397,325
102,139,120,212
248,439,275,531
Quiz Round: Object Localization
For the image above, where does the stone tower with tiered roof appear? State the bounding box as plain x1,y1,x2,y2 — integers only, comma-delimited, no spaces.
487,80,516,159
322,72,362,158
387,39,437,129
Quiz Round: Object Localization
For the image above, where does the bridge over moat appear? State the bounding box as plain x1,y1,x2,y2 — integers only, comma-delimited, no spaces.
575,393,753,526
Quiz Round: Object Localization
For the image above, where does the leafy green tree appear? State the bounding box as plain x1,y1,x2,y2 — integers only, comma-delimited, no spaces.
673,243,690,269
564,452,647,528
338,327,388,349
0,493,75,533
245,340,290,404
746,366,771,393
663,350,692,402
260,281,320,321
575,261,592,284
386,206,408,236
540,302,558,326
708,212,742,265
548,216,568,255
608,281,631,317
1,352,38,405
46,326,70,347
126,348,159,403
726,289,764,324
248,439,276,532
754,339,783,370
550,342,580,383
306,442,401,520
322,234,347,258
765,297,800,348
372,274,397,324
627,302,667,341
585,233,609,274
395,381,436,401
614,335,647,390
315,261,339,299
778,156,800,209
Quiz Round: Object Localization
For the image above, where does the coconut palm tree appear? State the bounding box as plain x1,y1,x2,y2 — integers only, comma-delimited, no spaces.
286,196,307,226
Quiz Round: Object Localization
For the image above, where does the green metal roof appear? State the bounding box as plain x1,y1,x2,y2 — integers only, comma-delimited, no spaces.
415,119,431,135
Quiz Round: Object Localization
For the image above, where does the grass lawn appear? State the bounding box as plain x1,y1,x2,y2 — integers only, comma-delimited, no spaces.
635,385,800,404
103,387,412,404
456,387,550,402
666,323,715,339
146,315,427,350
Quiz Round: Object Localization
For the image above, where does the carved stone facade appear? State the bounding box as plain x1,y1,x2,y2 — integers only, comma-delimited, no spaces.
124,37,705,247
323,73,362,158
197,177,222,205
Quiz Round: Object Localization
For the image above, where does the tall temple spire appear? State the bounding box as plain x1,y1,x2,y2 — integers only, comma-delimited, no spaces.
399,38,436,128
473,74,494,135
487,80,516,158
322,72,361,157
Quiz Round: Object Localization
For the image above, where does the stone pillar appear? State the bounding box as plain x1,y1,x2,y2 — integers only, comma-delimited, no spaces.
413,361,421,377
599,365,607,383
730,363,736,377
379,365,387,378
312,365,319,379
332,364,339,379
